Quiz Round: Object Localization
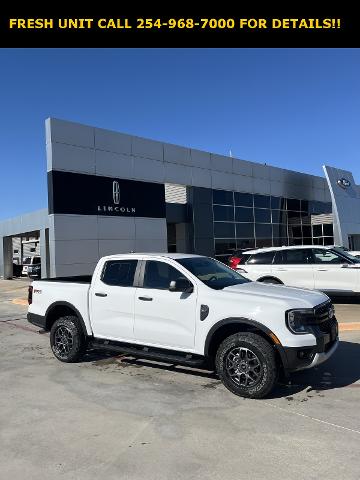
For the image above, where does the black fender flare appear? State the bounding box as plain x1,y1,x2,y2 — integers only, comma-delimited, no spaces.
204,317,287,367
45,301,90,336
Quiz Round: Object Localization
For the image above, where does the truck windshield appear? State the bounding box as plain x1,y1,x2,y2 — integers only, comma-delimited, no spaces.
177,257,251,290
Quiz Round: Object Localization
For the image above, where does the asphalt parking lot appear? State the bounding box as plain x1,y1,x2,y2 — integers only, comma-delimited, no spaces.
1,279,360,479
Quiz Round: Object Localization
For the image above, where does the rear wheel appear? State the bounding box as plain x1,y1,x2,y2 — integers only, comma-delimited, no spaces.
50,315,86,363
216,332,278,399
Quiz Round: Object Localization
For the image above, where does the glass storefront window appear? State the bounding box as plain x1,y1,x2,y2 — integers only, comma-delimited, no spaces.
213,190,234,205
212,189,334,257
213,205,234,222
270,196,285,209
214,222,235,238
215,239,236,256
323,224,333,236
255,224,272,238
236,238,255,249
287,198,301,211
312,224,323,237
234,192,253,207
273,237,289,246
235,207,254,222
235,223,255,238
256,238,272,248
254,209,271,223
254,194,270,209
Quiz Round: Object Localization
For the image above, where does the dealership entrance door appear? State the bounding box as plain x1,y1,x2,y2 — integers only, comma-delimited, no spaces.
167,223,191,253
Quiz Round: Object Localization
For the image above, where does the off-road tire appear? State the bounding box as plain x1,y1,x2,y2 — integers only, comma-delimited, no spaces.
216,332,278,399
50,315,87,363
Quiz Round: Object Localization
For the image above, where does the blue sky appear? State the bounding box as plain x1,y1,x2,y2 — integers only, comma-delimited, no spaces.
0,48,359,220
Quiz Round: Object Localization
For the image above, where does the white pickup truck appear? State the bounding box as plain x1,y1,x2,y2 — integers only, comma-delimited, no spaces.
28,253,339,399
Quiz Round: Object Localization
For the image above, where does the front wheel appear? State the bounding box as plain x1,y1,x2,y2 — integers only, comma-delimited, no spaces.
50,315,86,363
216,333,278,399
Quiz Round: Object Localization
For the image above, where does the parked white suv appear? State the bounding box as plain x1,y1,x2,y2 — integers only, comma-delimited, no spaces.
232,246,360,295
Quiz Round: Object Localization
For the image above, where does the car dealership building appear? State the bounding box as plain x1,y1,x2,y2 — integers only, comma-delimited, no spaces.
1,118,360,279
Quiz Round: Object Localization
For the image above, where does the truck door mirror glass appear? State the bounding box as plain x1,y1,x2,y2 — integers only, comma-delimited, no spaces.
169,278,193,293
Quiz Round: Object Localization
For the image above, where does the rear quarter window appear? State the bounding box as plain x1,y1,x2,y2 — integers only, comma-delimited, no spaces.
247,251,275,265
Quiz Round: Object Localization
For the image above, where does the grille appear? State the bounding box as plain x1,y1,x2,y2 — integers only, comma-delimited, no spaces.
314,300,333,322
318,317,337,334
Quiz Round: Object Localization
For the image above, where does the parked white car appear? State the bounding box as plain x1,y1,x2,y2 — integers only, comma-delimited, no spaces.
231,246,360,295
28,253,338,399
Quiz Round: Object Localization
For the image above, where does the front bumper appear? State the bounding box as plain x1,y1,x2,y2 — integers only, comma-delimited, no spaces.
279,317,339,372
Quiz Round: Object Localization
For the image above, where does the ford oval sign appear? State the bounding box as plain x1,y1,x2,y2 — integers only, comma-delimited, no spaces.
337,178,351,189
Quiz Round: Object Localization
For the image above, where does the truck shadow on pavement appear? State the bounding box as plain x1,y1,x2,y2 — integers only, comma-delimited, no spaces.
84,340,360,397
271,340,360,398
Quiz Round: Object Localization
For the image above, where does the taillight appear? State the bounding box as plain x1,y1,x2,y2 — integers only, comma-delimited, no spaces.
28,285,33,305
229,256,241,269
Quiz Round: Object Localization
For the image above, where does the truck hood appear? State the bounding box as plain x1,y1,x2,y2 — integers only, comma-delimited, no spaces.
223,281,328,307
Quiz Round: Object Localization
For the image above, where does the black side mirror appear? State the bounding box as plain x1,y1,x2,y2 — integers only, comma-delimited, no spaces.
169,278,193,293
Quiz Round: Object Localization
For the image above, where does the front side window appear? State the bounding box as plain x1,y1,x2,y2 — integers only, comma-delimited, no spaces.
32,257,41,264
102,260,138,286
177,257,250,290
143,261,187,290
311,249,350,265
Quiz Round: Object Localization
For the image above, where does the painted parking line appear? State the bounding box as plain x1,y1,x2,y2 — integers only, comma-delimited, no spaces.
11,298,28,306
339,322,360,331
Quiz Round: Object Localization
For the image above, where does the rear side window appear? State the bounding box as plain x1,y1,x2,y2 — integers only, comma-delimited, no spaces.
247,251,275,265
274,249,309,264
102,260,138,286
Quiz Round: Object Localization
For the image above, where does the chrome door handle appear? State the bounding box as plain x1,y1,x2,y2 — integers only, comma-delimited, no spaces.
138,296,153,301
316,269,327,271
95,292,108,297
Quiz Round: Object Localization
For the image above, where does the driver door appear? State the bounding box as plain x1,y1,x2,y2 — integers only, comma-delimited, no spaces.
134,260,197,350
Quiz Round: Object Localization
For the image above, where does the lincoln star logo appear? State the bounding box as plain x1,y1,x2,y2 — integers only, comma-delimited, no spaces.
97,180,136,214
113,181,120,204
337,178,351,189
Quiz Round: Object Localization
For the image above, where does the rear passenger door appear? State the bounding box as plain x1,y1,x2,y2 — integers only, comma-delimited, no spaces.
90,259,138,341
272,249,315,289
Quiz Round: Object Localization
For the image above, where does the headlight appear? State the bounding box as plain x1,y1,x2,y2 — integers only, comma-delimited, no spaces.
286,309,314,335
